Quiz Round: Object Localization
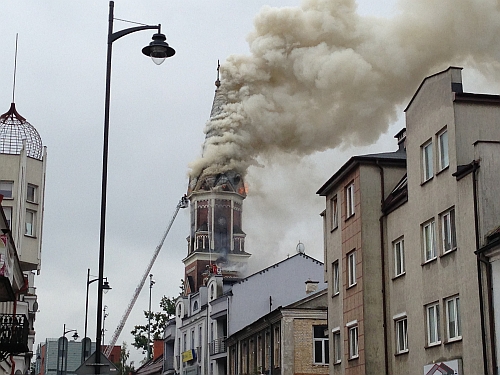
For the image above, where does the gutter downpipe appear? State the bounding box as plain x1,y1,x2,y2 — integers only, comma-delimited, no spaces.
376,161,389,375
472,161,489,374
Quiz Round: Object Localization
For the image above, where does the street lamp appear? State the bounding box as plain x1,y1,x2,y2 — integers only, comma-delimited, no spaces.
58,325,79,375
147,274,155,361
95,1,175,372
83,268,111,363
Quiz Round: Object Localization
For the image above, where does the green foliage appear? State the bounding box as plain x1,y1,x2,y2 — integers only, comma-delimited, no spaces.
131,296,176,354
116,342,134,375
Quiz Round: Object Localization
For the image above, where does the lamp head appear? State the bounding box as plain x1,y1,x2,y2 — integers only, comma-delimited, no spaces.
103,280,112,294
72,331,79,341
142,33,175,65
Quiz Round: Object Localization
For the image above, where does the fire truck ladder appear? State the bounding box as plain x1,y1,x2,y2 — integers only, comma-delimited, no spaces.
103,195,189,357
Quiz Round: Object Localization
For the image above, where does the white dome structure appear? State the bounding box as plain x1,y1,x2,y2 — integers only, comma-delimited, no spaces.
0,103,43,160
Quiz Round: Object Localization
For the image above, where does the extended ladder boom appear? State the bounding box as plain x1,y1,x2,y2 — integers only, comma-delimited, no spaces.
104,196,189,357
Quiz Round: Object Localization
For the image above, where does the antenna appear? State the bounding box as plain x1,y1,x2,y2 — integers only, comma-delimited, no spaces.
12,33,19,103
296,241,305,254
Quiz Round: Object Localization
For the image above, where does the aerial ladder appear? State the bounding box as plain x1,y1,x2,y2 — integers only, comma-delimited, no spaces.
103,195,189,357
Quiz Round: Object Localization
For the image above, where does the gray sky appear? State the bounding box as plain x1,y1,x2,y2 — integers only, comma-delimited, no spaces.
1,0,499,365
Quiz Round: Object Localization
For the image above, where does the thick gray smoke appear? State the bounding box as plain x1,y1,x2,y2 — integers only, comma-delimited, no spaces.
189,0,500,178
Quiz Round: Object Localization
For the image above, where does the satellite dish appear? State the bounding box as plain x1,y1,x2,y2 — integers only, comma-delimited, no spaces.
296,241,305,254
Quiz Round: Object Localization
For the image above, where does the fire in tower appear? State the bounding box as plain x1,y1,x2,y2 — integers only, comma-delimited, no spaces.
183,70,251,294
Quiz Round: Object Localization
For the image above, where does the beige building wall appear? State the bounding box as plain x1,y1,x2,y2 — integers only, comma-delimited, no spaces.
293,318,329,375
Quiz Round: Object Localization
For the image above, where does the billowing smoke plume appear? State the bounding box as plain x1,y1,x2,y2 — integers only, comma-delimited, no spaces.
189,0,500,178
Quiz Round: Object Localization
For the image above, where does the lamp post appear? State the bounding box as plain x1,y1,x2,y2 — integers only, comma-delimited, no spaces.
102,305,109,345
147,274,155,361
58,324,79,375
95,1,174,372
83,268,111,363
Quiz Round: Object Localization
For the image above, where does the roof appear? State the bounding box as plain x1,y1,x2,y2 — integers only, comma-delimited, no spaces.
404,66,463,112
317,147,406,196
237,252,323,285
0,102,43,160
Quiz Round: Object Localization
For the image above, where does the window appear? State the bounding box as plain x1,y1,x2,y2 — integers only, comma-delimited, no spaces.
27,184,37,203
423,220,436,262
273,326,280,368
446,296,461,341
422,141,434,182
346,183,355,218
332,260,340,296
193,300,199,311
331,195,338,229
426,303,440,346
395,316,408,353
183,333,187,351
438,129,449,171
347,321,358,359
347,251,356,287
25,210,36,237
313,326,329,365
441,209,456,253
0,181,13,199
332,328,341,364
177,305,182,317
3,207,11,229
394,238,405,277
191,329,195,349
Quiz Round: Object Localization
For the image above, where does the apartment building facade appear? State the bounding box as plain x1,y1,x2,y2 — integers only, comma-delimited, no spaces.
318,67,500,374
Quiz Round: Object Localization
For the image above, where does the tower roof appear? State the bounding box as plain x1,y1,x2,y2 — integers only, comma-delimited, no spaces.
0,103,43,160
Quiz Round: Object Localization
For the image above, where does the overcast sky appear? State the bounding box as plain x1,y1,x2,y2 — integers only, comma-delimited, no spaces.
1,0,499,366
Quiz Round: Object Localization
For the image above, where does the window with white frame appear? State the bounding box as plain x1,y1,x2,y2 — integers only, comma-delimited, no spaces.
426,303,440,346
394,238,405,277
441,208,456,254
313,325,329,365
347,321,358,359
438,129,449,171
332,328,341,364
347,251,356,287
0,181,13,199
395,315,408,354
27,184,37,203
446,296,461,341
331,195,338,229
346,183,355,218
422,141,434,182
332,260,340,296
3,206,11,229
25,210,36,237
423,220,436,262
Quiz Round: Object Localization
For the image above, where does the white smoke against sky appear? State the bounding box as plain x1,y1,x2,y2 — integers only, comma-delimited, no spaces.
189,0,500,179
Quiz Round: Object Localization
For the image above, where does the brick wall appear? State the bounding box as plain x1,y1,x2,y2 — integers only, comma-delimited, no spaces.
293,319,329,375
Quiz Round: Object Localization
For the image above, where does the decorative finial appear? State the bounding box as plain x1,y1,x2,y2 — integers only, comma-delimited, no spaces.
215,60,221,88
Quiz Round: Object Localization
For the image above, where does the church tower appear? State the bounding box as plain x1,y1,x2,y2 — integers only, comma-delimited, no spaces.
183,74,251,294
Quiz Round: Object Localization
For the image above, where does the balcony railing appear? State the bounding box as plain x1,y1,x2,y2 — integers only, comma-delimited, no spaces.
209,337,226,356
0,314,29,354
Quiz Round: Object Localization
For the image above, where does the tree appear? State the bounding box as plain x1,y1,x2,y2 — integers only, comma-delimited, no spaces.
116,342,134,375
131,296,176,355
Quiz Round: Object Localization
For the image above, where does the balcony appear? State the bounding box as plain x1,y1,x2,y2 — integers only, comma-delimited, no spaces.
209,297,227,320
163,355,174,372
209,337,226,356
0,314,29,355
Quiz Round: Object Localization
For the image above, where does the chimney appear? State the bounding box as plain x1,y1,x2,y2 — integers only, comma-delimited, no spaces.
305,279,319,294
153,339,164,360
394,128,406,151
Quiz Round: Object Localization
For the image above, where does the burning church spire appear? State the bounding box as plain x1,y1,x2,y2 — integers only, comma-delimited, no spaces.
183,65,251,294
